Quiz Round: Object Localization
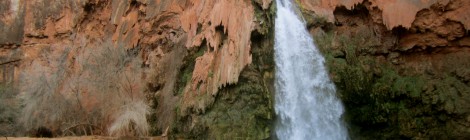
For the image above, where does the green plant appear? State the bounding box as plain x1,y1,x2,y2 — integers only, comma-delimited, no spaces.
208,70,213,78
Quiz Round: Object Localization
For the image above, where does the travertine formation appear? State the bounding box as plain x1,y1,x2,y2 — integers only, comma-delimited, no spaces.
0,0,271,97
181,0,255,96
299,0,470,29
0,0,469,138
0,0,274,137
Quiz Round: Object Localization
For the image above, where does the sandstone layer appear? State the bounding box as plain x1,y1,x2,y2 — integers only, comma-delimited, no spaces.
0,0,275,138
299,0,470,30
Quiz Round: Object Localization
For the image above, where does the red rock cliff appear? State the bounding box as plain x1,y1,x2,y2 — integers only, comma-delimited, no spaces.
299,0,470,139
0,0,275,138
299,0,470,30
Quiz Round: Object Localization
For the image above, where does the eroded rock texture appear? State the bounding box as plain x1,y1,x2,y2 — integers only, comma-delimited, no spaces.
301,0,470,139
299,0,470,29
2,0,469,139
0,0,275,138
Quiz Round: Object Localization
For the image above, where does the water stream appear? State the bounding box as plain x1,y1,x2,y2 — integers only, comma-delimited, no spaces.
274,0,349,139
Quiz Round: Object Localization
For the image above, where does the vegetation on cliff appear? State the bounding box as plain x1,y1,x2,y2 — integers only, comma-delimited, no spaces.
2,0,468,139
15,42,149,137
307,2,470,139
166,1,276,139
1,0,277,138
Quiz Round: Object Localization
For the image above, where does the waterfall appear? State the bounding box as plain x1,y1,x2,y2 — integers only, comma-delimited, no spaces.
274,0,349,139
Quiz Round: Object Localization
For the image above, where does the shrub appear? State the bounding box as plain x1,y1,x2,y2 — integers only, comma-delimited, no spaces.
80,42,149,136
18,41,149,137
108,100,150,137
0,83,20,136
18,47,71,135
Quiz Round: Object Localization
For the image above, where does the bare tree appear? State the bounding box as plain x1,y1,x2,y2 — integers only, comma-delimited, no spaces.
18,41,150,137
0,83,20,136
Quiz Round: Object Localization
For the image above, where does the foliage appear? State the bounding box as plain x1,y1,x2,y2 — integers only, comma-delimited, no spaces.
171,3,276,138
314,25,470,139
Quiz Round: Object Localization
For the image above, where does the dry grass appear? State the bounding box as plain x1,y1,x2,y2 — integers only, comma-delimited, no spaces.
108,100,150,137
18,41,150,137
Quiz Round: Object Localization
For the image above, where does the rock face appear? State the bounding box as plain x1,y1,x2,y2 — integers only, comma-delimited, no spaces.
300,0,470,139
2,0,469,139
0,0,275,138
299,0,470,30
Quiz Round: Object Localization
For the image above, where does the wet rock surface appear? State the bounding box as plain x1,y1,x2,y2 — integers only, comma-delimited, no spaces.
1,0,469,139
301,0,470,139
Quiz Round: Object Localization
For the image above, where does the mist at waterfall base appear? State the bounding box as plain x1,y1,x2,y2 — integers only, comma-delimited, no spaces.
273,0,349,139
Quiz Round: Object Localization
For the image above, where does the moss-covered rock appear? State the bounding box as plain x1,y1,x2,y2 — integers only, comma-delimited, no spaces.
169,1,276,139
313,19,470,139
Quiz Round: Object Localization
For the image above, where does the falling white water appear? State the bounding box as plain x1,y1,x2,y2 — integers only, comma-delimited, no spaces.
274,0,349,140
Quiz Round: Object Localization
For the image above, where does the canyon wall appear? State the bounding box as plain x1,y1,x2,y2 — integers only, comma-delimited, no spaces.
0,0,275,138
1,0,469,139
298,0,470,139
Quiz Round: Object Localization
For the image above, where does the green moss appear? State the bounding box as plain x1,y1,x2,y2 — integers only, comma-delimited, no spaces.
313,25,466,139
307,1,470,138
172,52,275,139
253,0,275,36
202,77,273,139
170,1,276,139
208,70,213,78
174,43,206,95
176,69,192,95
